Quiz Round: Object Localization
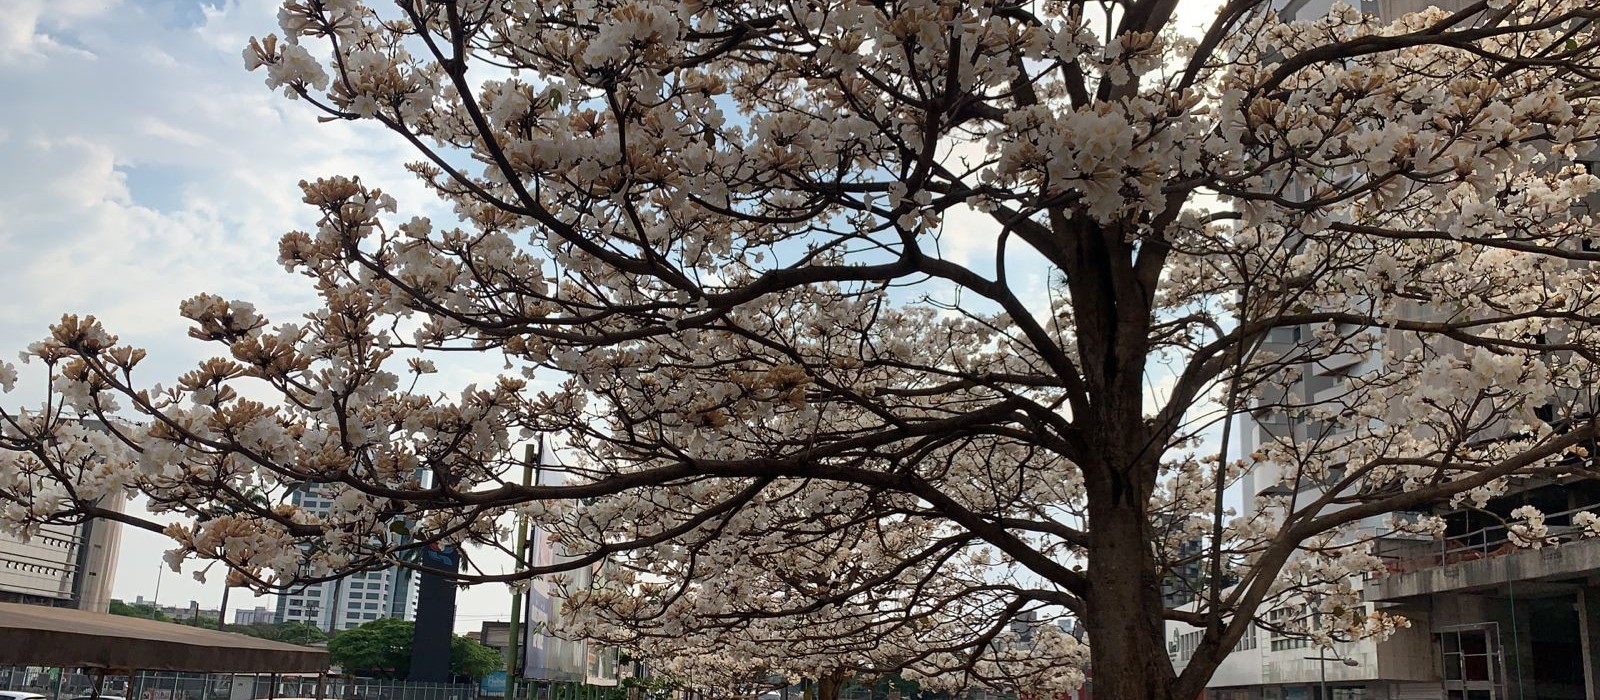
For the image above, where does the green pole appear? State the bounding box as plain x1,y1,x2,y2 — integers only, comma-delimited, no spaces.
507,440,540,694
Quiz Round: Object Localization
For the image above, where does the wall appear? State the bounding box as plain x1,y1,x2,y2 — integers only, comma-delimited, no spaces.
0,523,79,604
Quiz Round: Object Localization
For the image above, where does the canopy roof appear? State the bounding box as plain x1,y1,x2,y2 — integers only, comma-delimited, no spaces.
0,602,328,672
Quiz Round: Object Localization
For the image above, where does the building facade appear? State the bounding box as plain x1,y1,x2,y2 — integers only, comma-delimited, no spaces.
0,420,126,613
273,487,418,630
233,604,276,625
0,493,122,613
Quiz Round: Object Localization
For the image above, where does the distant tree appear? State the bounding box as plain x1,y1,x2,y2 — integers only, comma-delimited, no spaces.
450,635,503,681
232,621,330,646
329,618,502,680
330,618,413,679
108,599,168,622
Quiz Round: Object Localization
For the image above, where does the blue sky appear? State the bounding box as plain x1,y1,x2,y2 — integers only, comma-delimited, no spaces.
0,0,523,631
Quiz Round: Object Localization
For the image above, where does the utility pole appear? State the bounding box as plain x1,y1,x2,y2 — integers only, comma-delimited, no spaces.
508,437,544,697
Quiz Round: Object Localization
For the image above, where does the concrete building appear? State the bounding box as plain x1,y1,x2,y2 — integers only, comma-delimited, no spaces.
1363,479,1600,700
0,511,121,613
1161,0,1589,697
1179,476,1600,700
132,595,221,622
272,486,418,631
480,620,513,662
233,605,275,625
0,428,123,613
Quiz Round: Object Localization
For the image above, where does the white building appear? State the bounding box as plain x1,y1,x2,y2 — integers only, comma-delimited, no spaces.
0,420,126,613
0,478,122,614
273,487,418,630
0,511,121,613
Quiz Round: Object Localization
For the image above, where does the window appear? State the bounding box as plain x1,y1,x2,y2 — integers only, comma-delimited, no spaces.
1440,625,1503,700
1233,624,1258,652
1268,606,1312,651
1267,326,1304,344
1169,631,1204,662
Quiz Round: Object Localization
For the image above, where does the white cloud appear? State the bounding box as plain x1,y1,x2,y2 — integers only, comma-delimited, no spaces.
0,0,122,64
0,0,517,631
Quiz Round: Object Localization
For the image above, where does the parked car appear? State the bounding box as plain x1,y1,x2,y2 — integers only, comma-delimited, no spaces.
66,695,128,700
0,692,48,700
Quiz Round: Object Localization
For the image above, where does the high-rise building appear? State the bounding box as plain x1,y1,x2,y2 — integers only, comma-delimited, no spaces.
1156,3,1585,698
0,507,121,613
0,420,124,613
273,487,418,631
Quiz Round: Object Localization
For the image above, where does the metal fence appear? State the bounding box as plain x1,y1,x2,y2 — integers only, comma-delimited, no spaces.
0,669,480,700
1375,501,1600,574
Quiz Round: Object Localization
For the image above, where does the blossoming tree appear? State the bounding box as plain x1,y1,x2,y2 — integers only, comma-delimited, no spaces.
5,0,1600,697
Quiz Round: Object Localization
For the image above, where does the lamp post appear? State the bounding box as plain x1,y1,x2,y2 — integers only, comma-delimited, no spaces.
153,562,164,607
1303,650,1358,700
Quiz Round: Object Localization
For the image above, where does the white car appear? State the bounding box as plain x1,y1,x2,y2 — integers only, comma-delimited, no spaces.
66,695,128,700
0,692,48,700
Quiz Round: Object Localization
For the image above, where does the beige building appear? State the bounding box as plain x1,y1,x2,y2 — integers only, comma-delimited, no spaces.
0,492,123,613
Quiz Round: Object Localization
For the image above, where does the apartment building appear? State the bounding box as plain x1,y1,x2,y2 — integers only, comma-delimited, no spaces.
273,486,418,630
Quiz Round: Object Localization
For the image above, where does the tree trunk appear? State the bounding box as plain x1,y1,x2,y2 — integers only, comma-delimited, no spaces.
814,670,848,700
1084,473,1181,700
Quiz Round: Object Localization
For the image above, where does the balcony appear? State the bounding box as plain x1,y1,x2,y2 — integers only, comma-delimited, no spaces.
1367,501,1600,603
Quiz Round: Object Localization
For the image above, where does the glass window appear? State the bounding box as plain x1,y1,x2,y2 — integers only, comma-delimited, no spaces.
1463,656,1490,682
1439,626,1502,699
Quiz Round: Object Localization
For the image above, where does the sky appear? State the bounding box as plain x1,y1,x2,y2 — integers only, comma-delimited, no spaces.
0,0,523,633
1,0,1231,635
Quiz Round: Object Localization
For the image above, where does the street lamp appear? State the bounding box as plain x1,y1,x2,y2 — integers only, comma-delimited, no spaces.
1303,651,1359,700
152,562,164,607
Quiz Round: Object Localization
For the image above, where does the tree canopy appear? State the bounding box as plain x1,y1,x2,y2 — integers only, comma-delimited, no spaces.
327,618,500,681
7,0,1600,698
108,599,169,622
329,618,414,680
